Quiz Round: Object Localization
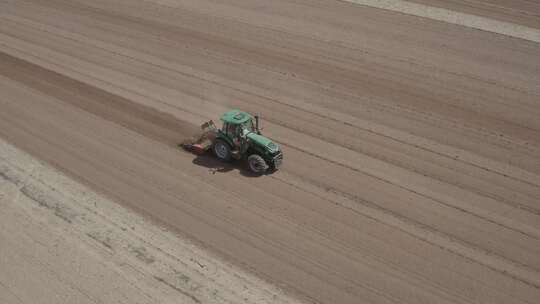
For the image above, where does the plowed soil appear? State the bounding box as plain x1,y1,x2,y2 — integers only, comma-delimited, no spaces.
1,1,539,303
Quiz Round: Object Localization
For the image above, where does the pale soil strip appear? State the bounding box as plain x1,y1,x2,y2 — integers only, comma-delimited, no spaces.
340,0,540,43
0,138,301,304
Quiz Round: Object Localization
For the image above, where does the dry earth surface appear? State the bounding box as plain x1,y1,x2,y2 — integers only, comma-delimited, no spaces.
1,0,540,303
0,138,297,304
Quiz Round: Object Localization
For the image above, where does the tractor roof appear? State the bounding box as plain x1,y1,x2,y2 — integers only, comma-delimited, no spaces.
220,110,253,124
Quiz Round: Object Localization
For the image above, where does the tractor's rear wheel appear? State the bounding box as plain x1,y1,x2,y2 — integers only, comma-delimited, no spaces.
247,154,269,173
213,139,232,161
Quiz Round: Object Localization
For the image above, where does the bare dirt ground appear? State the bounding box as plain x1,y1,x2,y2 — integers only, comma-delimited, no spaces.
0,0,539,303
0,138,297,304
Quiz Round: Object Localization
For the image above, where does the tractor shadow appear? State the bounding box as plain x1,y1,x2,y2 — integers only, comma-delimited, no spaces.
190,152,272,177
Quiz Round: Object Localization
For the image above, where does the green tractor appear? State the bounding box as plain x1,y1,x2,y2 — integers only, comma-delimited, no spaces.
181,110,283,173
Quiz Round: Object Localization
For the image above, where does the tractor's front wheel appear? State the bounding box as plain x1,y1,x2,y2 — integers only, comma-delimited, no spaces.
213,139,232,161
247,154,269,173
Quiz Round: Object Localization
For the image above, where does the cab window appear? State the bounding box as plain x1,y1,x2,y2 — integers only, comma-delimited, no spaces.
243,120,255,133
225,123,238,136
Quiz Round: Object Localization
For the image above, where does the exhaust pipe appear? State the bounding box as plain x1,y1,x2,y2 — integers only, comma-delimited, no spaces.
255,115,260,134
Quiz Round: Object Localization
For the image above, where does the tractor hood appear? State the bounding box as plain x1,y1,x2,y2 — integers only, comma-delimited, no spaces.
247,133,280,153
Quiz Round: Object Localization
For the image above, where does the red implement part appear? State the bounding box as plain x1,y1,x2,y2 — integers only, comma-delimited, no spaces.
180,121,216,155
181,138,212,155
190,143,208,155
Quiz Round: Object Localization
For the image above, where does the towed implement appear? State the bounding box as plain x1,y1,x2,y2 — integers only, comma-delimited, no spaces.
181,110,283,174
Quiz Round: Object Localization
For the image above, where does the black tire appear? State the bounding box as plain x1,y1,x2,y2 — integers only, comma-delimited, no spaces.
213,139,232,161
247,154,269,173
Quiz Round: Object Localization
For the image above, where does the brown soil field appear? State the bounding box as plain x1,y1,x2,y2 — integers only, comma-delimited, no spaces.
0,138,298,304
1,0,539,303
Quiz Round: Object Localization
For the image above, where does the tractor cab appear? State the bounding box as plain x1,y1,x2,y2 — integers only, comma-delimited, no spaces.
219,110,257,149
